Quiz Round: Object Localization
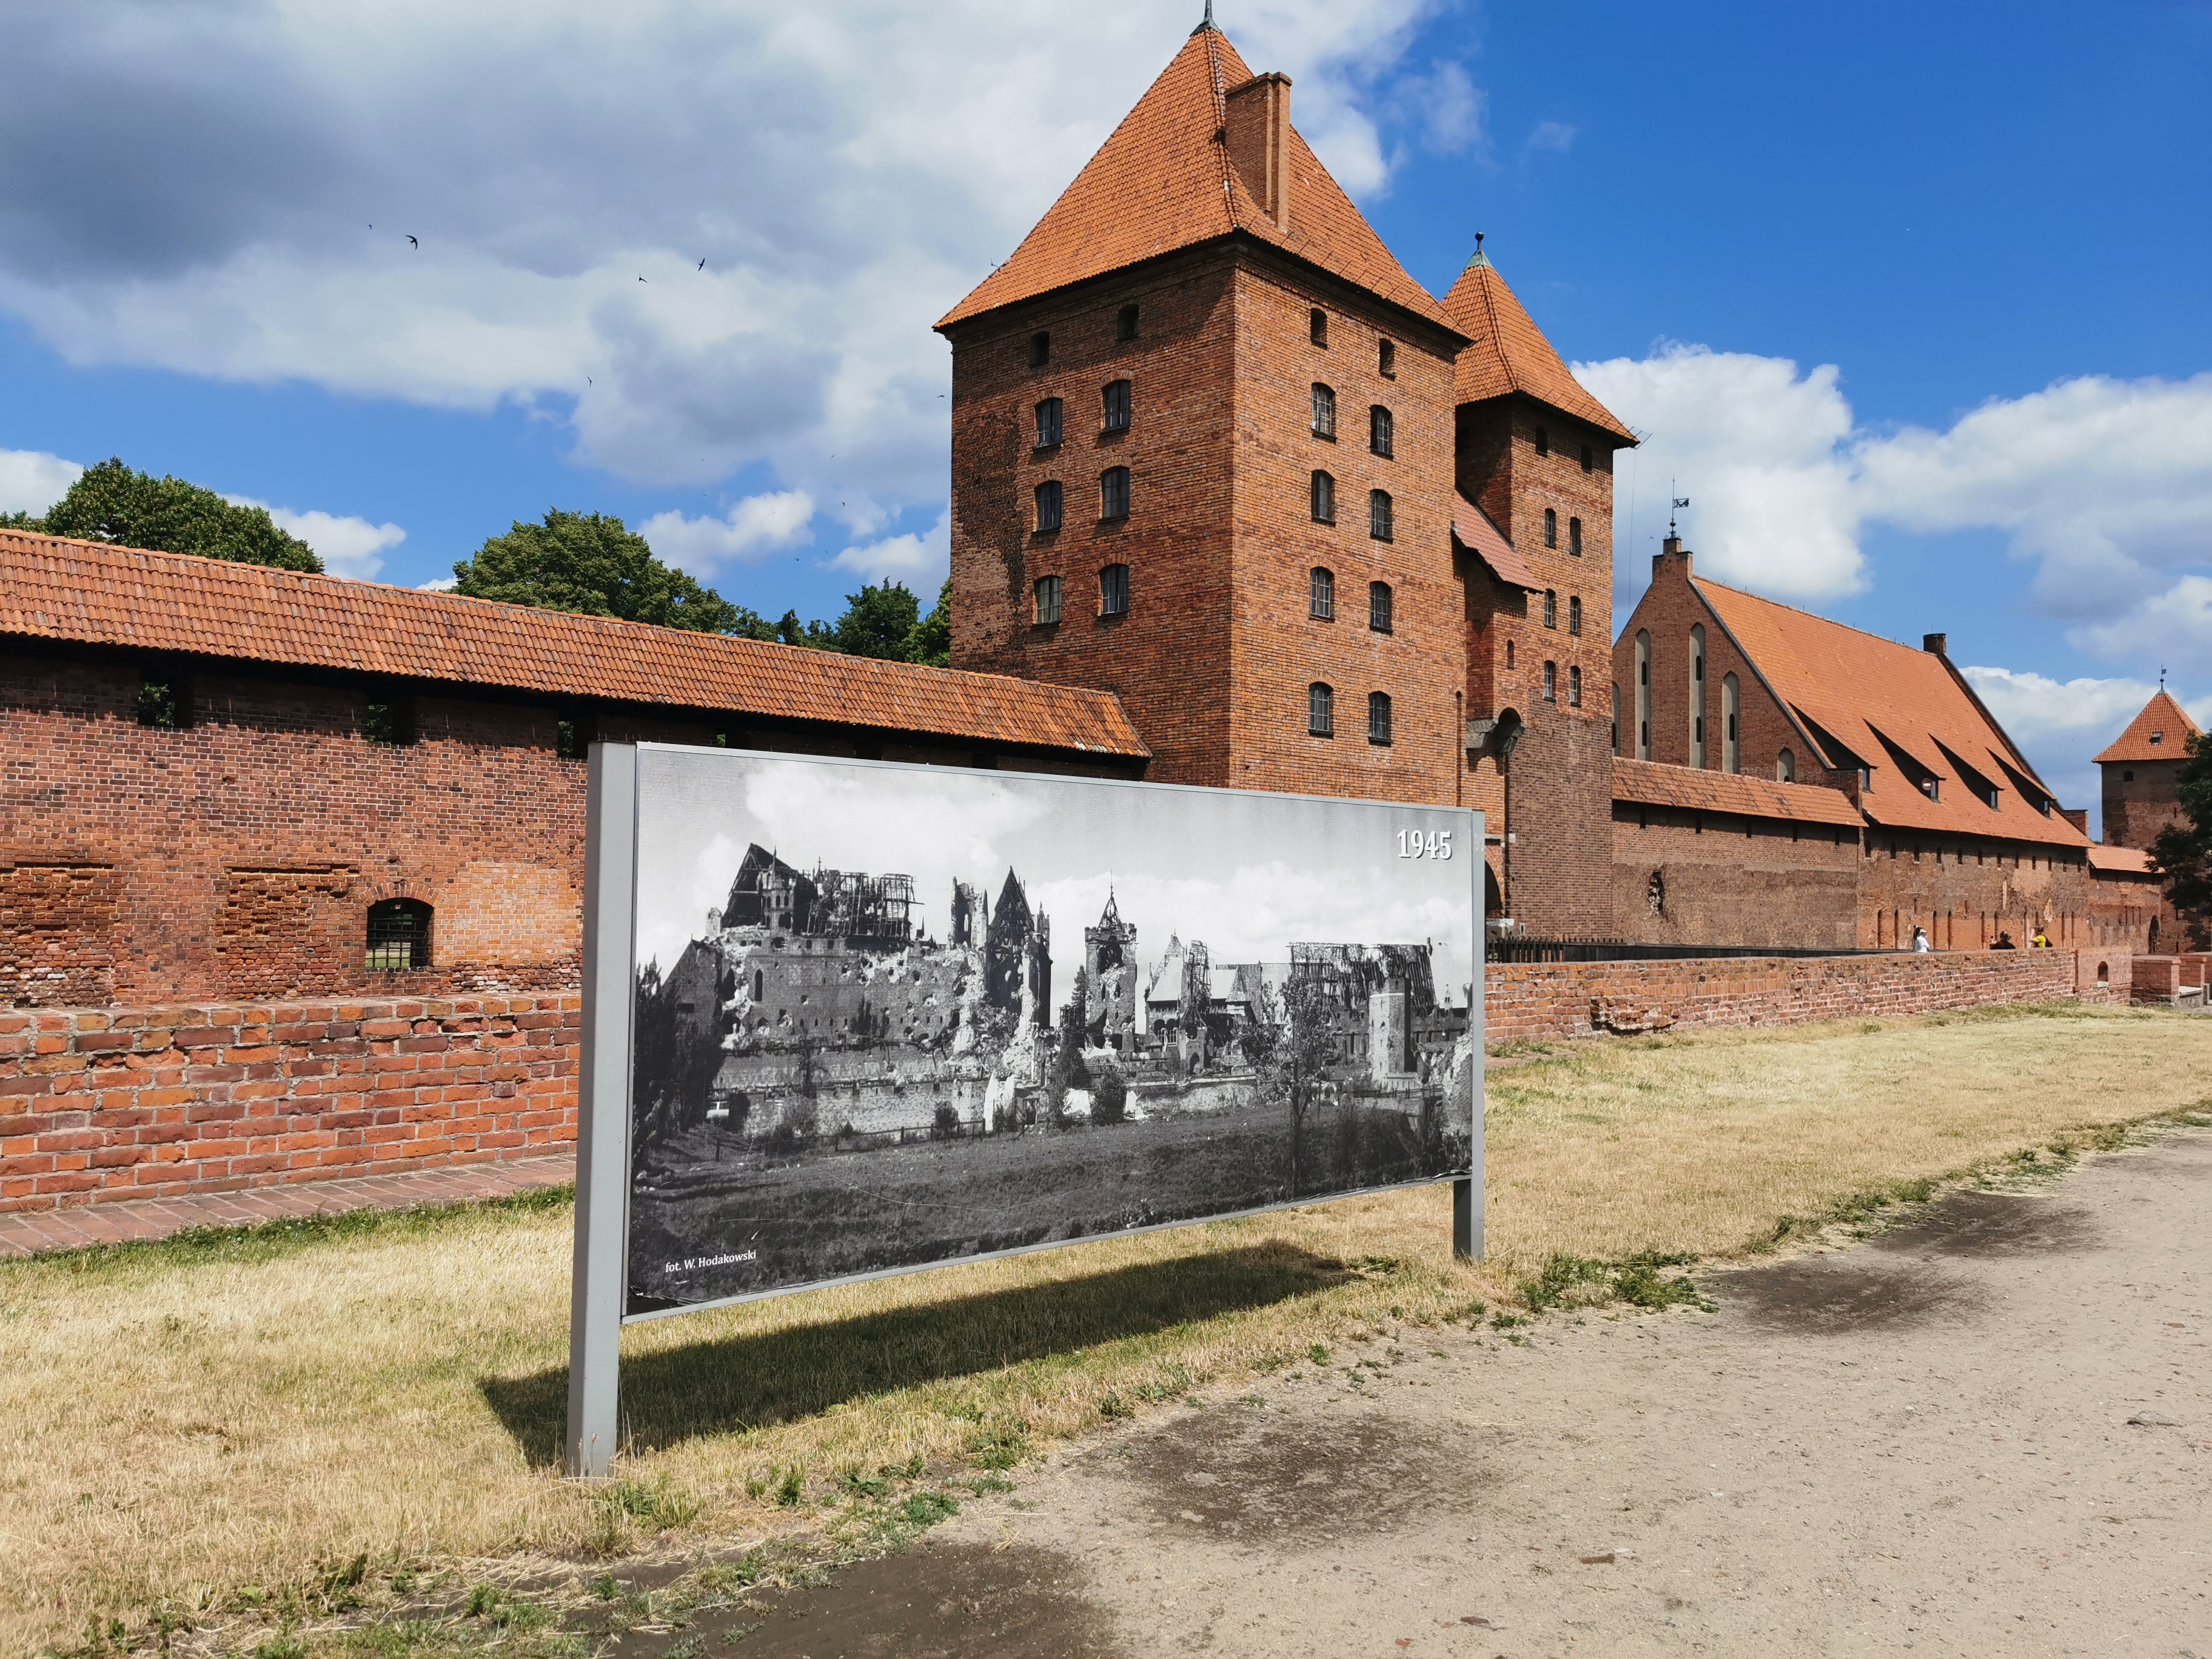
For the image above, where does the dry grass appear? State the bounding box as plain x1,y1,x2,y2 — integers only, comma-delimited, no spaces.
7,1002,2211,1655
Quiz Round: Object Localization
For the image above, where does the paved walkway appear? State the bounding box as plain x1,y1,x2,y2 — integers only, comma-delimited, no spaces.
0,1152,577,1259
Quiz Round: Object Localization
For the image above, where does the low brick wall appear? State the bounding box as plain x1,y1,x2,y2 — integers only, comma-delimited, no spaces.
1486,950,2094,1045
0,996,578,1215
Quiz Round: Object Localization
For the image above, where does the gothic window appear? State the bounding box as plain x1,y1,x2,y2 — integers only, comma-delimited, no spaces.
1569,515,1583,557
1028,330,1050,367
1367,691,1392,746
1035,397,1062,447
1567,595,1581,635
1099,466,1130,521
1689,623,1706,768
1034,574,1062,624
1778,748,1795,782
1369,404,1393,458
1543,661,1558,702
1378,338,1396,376
1310,566,1335,620
1102,378,1131,433
1034,480,1062,532
1312,383,1336,438
366,898,432,971
1310,307,1329,346
1544,508,1558,549
1310,469,1335,523
1309,682,1334,736
1116,304,1140,342
1369,489,1392,541
1369,581,1392,634
1099,562,1130,616
1543,589,1557,629
1535,426,1549,457
1569,665,1583,707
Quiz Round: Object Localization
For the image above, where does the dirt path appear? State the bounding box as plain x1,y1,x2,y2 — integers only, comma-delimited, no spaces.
738,1130,2211,1657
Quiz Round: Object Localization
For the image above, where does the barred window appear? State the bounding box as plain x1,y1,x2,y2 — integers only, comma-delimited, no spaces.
1569,515,1583,557
1100,466,1130,520
1102,378,1131,433
1034,480,1063,532
1310,307,1329,346
1311,382,1336,438
1099,562,1130,617
1569,665,1583,708
1369,489,1392,541
1367,691,1392,746
1543,661,1557,702
1116,304,1140,342
1369,580,1393,634
1543,589,1557,629
1028,331,1050,367
1567,595,1581,635
1378,338,1396,376
1034,575,1062,624
1369,404,1393,458
1035,397,1063,448
366,898,432,971
1310,566,1335,620
1544,507,1558,548
1309,682,1335,737
1310,469,1335,523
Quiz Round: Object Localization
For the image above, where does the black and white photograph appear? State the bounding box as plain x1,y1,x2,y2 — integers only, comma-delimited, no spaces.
622,746,1480,1313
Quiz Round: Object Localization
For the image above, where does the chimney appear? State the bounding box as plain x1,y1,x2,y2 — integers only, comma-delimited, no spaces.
1223,73,1292,231
1923,632,1948,656
1652,536,1691,582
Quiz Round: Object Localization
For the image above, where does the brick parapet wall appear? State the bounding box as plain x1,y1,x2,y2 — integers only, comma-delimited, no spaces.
0,994,578,1215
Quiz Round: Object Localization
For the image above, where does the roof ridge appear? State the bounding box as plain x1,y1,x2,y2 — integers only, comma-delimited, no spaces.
1687,574,1932,661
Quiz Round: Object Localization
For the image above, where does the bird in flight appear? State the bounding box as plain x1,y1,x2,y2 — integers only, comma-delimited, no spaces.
696,258,706,271
638,275,648,283
406,234,418,248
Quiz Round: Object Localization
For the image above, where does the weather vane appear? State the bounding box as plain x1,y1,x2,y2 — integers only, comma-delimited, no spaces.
1668,485,1689,536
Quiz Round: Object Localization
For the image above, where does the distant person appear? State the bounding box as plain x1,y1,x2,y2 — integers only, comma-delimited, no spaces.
2032,928,2051,949
1911,925,1931,953
1992,931,2016,950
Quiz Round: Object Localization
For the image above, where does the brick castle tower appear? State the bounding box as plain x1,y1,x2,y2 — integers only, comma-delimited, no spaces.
936,16,1635,935
2094,688,2202,850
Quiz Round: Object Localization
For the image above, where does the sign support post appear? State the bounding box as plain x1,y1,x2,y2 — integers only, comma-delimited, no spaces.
566,742,637,1478
1454,809,1486,1262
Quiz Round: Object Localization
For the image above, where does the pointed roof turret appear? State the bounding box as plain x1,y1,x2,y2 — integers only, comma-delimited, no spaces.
2093,688,2201,765
1440,241,1636,445
937,28,1452,332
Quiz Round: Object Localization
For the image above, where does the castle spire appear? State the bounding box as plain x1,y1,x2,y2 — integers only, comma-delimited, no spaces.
1194,0,1215,32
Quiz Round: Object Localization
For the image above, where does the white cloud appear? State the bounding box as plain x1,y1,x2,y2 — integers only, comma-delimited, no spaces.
418,575,458,591
1524,119,1576,156
228,495,406,580
828,506,949,586
0,447,83,515
642,490,814,581
1956,665,2188,826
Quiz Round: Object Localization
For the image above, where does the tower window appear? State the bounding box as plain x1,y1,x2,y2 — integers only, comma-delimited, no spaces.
366,898,433,971
1369,489,1393,542
1569,516,1583,557
1310,308,1329,347
1544,508,1558,549
1378,339,1396,376
1369,405,1393,458
1580,444,1593,472
2123,768,2134,782
1034,575,1062,624
1367,691,1392,746
1311,383,1336,439
1543,589,1557,629
1310,566,1335,620
1567,595,1581,635
1543,662,1557,702
1369,581,1393,634
1034,397,1063,448
364,697,415,746
1028,331,1050,367
1116,304,1140,342
1101,378,1131,433
136,675,189,729
1034,480,1063,532
1099,466,1130,521
1310,470,1335,523
2150,731,2164,745
1099,562,1129,617
1309,682,1334,736
1535,426,1549,458
1569,665,1583,708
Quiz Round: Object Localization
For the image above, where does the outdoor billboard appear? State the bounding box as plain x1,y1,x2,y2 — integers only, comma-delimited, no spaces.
568,743,1482,1472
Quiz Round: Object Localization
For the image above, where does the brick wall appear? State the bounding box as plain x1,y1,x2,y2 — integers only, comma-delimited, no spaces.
0,994,577,1215
1611,800,1861,949
2102,758,2188,851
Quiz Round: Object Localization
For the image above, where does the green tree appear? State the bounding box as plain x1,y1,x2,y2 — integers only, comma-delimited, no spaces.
831,581,923,660
452,509,749,632
1,509,39,530
2151,729,2212,948
39,457,321,572
910,580,952,668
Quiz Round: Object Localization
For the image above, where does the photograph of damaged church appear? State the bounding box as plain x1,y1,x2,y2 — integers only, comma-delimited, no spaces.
622,746,1479,1312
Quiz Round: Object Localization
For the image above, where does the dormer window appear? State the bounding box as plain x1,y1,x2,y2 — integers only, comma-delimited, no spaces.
1310,308,1329,347
1102,379,1131,433
1920,776,1940,802
2150,731,2165,746
1311,383,1336,439
1028,331,1050,367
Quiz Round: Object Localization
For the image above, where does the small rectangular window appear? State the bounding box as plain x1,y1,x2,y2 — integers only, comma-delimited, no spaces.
1310,566,1335,620
1312,383,1336,439
136,675,187,729
366,898,433,971
1116,304,1140,342
1035,397,1063,448
1580,444,1593,472
1535,426,1549,457
1102,379,1131,433
1099,466,1130,521
1309,682,1334,737
1310,308,1329,347
1310,469,1335,523
556,711,594,760
1028,331,1050,367
364,697,415,746
1369,489,1392,542
1369,405,1393,458
1367,691,1392,746
1034,575,1062,624
1378,339,1396,377
1369,581,1392,634
1034,480,1063,532
1569,516,1583,557
1099,563,1130,617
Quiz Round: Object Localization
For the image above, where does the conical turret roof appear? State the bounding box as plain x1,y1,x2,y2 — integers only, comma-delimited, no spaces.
1439,246,1635,444
2093,688,2202,765
938,27,1451,331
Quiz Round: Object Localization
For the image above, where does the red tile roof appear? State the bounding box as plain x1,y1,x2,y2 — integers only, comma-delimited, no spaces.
1690,575,2088,849
1450,495,1541,590
1613,756,1864,828
2091,689,2200,765
1438,250,1637,445
0,530,1150,758
2088,843,2156,876
937,27,1452,332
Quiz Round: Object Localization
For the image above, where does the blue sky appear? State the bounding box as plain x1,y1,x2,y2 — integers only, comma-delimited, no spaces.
2,1,2208,819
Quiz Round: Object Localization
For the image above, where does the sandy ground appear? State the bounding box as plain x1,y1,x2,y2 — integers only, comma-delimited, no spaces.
736,1130,2211,1657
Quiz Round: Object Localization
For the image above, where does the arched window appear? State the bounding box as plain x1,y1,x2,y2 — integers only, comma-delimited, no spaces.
1778,748,1795,783
1543,660,1557,702
1722,672,1740,773
1690,623,1707,768
1034,397,1063,448
1028,331,1050,367
1311,383,1336,438
1544,508,1558,548
1535,426,1550,458
1101,379,1131,433
1569,665,1583,708
366,898,432,971
1369,581,1393,634
1310,566,1335,620
1099,563,1129,617
1569,516,1583,557
1567,595,1581,635
1310,470,1335,523
1116,304,1141,342
1634,629,1651,761
1034,480,1062,532
1369,490,1393,541
1543,589,1557,629
1367,691,1392,746
753,968,764,1002
1309,682,1334,737
1310,308,1329,347
1034,575,1062,624
1369,405,1393,458
1099,466,1130,521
